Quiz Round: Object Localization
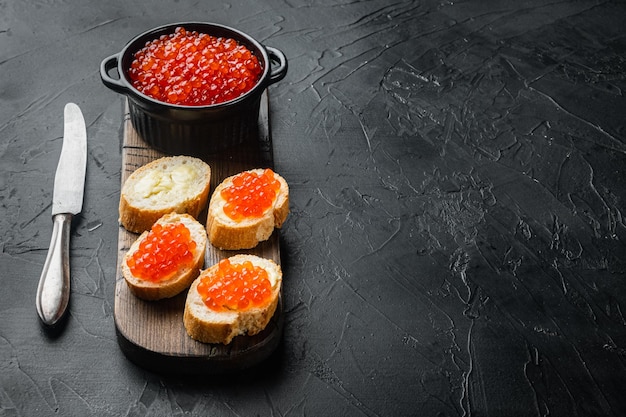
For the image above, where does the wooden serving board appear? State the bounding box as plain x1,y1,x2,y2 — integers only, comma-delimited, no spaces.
114,92,283,374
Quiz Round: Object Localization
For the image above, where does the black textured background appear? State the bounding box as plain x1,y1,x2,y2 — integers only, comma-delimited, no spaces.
1,1,625,415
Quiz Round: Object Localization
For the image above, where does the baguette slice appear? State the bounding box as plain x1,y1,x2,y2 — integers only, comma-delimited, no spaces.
122,213,207,301
120,156,211,234
184,254,282,345
207,168,289,250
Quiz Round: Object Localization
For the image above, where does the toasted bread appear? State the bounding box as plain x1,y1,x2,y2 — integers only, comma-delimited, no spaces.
122,213,207,301
183,254,282,345
119,156,211,234
206,168,289,250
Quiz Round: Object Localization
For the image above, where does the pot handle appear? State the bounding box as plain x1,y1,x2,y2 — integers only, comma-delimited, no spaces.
266,46,288,85
100,53,128,94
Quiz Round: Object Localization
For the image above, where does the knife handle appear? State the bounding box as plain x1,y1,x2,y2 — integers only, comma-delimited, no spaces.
36,213,72,326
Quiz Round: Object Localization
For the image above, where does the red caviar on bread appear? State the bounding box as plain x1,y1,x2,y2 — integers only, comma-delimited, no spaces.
184,254,282,344
122,213,207,301
206,168,289,250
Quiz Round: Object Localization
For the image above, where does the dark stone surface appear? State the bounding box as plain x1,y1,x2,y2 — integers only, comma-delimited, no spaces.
1,1,625,415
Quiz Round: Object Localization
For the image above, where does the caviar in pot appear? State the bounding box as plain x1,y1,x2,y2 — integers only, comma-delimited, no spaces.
128,27,263,106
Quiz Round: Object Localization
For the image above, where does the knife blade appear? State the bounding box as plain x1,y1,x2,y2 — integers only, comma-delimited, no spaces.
36,103,87,326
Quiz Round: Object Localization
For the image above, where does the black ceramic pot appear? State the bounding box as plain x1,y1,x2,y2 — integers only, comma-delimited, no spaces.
100,22,287,157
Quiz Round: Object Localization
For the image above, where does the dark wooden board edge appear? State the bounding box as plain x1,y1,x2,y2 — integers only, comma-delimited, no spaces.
114,91,284,375
114,296,284,375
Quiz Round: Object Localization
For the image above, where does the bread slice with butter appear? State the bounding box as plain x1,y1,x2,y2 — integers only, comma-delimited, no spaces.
122,212,207,301
183,254,282,344
119,156,211,234
206,168,289,250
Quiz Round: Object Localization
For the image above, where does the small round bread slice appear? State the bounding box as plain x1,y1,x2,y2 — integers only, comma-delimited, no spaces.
184,254,282,345
120,155,211,234
207,168,289,250
122,213,207,301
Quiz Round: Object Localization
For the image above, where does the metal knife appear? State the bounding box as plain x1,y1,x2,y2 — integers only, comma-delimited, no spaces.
36,103,87,326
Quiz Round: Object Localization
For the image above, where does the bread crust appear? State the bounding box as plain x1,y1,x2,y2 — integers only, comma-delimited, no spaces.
119,156,211,234
207,169,289,250
122,213,207,301
183,254,282,345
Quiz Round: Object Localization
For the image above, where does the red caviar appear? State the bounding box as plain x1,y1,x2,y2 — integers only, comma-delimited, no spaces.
197,259,272,311
221,169,280,221
126,222,196,282
128,26,263,106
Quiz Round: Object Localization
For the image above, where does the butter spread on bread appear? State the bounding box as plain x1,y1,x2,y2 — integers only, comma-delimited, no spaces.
119,156,211,234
